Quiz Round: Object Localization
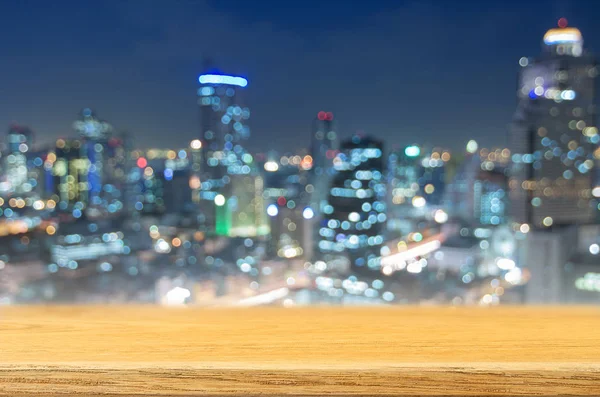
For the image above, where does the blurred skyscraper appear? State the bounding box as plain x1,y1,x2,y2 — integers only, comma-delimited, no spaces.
387,144,422,232
2,124,34,195
318,134,386,272
510,20,599,229
309,111,338,213
444,148,509,226
73,109,113,208
53,138,88,209
197,71,266,238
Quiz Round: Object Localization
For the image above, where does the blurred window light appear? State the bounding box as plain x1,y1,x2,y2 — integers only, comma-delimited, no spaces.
164,287,191,306
466,140,478,154
214,194,226,206
267,204,278,217
199,74,248,87
497,258,516,271
404,145,420,157
302,207,314,220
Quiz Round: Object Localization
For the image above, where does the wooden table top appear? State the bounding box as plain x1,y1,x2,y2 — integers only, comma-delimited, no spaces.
1,305,599,395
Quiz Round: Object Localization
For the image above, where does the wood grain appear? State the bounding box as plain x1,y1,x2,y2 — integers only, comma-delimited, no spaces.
1,306,599,395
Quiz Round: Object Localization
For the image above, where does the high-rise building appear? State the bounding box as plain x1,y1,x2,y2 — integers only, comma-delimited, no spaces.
309,111,338,213
262,151,314,259
318,134,386,272
509,20,599,229
73,108,113,208
444,149,509,225
197,72,252,234
387,144,422,232
53,138,89,210
2,124,34,195
418,148,448,206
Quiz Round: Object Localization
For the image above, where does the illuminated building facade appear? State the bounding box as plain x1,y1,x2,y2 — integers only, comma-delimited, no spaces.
197,73,253,234
189,139,203,204
387,144,422,231
266,202,311,260
262,151,314,259
224,174,269,238
444,149,509,225
318,134,386,271
418,148,448,206
53,138,89,211
131,148,192,215
309,111,338,213
510,20,599,229
73,109,113,208
2,124,34,195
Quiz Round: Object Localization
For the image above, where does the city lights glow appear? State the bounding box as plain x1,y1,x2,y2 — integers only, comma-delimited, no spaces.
237,288,289,306
267,204,279,217
164,287,191,306
199,74,248,87
575,273,600,292
519,224,530,233
434,209,448,223
264,161,279,172
1,20,599,311
214,194,226,206
505,267,523,285
560,90,576,100
404,145,420,157
466,140,478,154
380,240,442,268
543,28,583,45
412,196,426,208
302,207,314,219
497,258,516,271
519,57,529,67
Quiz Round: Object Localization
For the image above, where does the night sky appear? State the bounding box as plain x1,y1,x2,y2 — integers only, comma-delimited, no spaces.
0,0,598,153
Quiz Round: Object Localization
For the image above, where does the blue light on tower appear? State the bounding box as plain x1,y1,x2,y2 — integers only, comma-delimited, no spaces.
198,74,248,87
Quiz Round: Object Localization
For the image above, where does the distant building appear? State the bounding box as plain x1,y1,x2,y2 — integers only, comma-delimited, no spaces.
509,20,599,229
387,145,422,232
2,124,34,195
262,151,314,259
521,224,600,303
73,108,114,209
444,149,509,225
197,72,252,234
309,111,338,214
318,134,386,272
53,138,89,210
418,149,448,206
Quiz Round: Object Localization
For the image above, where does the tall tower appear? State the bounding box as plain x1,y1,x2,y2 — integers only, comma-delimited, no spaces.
509,19,599,229
318,134,386,272
197,72,253,235
4,124,33,194
72,108,113,208
309,111,338,213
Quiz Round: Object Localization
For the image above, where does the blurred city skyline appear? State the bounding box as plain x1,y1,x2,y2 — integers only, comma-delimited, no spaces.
1,0,599,152
0,1,598,307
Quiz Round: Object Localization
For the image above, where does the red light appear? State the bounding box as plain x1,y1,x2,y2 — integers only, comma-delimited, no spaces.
558,18,568,28
277,196,287,206
317,111,326,121
109,138,122,148
137,157,147,168
326,112,333,121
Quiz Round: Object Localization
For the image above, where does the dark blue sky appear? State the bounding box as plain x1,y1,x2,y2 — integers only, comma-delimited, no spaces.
0,0,597,152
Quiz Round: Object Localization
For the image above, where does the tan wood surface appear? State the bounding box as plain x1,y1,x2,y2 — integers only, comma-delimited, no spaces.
1,306,599,395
